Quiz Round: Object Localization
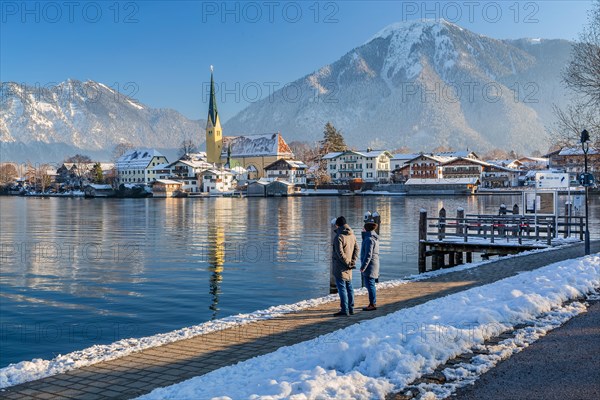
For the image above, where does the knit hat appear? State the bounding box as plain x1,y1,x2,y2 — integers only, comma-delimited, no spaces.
335,216,347,227
364,221,378,231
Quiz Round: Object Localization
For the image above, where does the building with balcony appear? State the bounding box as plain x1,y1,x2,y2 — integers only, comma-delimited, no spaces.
264,159,308,185
116,149,169,184
323,150,392,183
545,147,599,181
200,169,236,193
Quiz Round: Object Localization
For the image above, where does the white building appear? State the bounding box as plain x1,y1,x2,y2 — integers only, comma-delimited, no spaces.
200,169,236,193
323,150,392,183
116,149,169,184
264,159,308,185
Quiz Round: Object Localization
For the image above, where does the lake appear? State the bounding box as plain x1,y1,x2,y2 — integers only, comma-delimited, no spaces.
1,194,598,367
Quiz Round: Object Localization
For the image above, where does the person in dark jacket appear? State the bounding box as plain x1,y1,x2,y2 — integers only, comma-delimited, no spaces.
360,220,380,311
332,216,359,316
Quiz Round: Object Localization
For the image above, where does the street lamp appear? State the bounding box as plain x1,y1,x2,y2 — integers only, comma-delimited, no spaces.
581,129,590,255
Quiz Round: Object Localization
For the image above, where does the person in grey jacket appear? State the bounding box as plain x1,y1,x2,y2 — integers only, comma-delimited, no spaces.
332,216,359,316
360,220,380,311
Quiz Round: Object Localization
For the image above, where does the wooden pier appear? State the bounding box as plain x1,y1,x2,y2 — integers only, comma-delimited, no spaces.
418,206,586,273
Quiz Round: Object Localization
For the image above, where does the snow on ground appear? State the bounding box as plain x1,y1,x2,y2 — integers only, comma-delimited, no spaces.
0,245,590,389
138,254,600,400
415,300,589,399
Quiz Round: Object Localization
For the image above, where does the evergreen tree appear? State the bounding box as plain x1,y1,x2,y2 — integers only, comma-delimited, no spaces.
91,162,104,183
320,122,347,154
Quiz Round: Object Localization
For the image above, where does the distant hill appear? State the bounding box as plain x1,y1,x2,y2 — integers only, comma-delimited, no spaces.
0,80,205,162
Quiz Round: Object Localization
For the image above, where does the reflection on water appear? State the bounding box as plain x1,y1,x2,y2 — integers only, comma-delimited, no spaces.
0,194,598,367
207,217,224,320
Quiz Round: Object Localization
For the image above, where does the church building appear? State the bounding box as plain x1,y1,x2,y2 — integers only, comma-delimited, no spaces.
205,68,294,178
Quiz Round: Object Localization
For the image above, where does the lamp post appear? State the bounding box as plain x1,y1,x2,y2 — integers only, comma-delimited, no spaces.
581,129,590,255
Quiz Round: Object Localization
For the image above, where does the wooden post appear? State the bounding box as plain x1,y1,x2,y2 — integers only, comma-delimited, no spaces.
490,219,495,243
330,218,337,294
438,208,446,240
547,222,552,245
448,252,456,268
466,252,473,263
433,251,443,270
518,217,523,245
456,208,464,264
564,202,571,238
457,208,464,237
418,209,427,273
580,217,584,241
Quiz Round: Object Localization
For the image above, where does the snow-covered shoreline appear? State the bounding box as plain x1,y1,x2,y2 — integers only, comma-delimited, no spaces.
0,244,588,389
137,254,600,399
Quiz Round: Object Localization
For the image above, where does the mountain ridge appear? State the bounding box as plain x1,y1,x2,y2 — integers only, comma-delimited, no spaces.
223,20,572,153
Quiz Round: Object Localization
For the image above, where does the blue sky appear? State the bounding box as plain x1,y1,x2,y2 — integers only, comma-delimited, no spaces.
0,1,593,121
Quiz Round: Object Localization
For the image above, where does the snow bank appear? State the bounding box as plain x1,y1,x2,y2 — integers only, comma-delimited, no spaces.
138,254,600,400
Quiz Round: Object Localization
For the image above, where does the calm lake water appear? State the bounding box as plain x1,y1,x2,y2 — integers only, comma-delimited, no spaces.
1,194,598,367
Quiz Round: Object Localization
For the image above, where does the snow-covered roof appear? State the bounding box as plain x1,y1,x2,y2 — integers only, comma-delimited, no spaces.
435,151,476,159
152,163,171,171
181,152,207,161
405,177,479,185
231,166,248,173
154,179,182,185
323,150,391,160
487,159,521,167
558,147,599,156
116,149,166,169
485,164,520,173
249,179,270,186
269,180,295,186
168,159,213,169
323,152,344,160
202,169,234,176
441,157,491,167
265,159,308,170
405,154,455,164
85,184,113,190
222,133,293,157
517,156,548,163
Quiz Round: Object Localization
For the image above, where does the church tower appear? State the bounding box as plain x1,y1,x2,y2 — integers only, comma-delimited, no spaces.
206,66,223,164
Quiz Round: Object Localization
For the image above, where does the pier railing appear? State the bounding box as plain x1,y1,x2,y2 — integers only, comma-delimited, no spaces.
418,207,586,273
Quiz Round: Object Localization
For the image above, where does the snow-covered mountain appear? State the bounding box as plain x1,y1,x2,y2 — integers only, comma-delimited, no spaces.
224,20,573,153
0,80,205,162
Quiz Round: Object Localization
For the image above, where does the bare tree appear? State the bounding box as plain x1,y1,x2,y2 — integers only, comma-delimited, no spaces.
0,163,18,186
112,142,134,162
551,103,600,149
179,139,198,158
64,154,92,187
482,148,509,160
564,0,600,107
553,1,600,150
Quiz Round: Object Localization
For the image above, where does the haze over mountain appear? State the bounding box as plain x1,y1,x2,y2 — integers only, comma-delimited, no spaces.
1,20,573,162
224,20,572,153
0,80,205,163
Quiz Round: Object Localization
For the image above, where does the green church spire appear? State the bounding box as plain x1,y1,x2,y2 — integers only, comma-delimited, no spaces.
208,65,218,126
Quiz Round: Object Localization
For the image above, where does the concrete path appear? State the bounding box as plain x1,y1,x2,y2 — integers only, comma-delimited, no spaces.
1,242,598,400
453,299,600,400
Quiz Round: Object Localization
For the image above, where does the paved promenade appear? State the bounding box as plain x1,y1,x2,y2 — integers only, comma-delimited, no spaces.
453,299,600,400
2,242,598,400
